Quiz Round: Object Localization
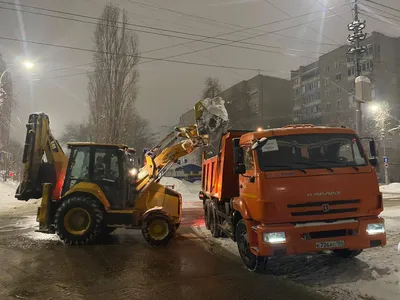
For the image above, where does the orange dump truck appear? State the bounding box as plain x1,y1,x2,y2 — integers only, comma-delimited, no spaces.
199,125,386,272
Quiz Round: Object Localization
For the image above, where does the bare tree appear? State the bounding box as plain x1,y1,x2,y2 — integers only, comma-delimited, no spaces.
88,3,140,144
124,110,155,152
60,122,91,145
202,77,222,99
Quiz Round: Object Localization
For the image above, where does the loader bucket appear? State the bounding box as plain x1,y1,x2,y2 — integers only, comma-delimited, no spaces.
194,97,229,135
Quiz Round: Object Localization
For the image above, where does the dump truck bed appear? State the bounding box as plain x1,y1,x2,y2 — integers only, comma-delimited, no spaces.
201,130,250,200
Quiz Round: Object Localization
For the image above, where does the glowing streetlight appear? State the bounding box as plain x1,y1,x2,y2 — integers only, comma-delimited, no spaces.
0,59,36,83
22,60,35,70
257,127,263,132
370,104,380,113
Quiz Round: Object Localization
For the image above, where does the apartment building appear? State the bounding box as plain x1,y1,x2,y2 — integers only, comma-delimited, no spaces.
292,31,400,127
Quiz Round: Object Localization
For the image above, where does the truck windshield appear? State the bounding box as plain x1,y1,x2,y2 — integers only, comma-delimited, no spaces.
256,133,367,172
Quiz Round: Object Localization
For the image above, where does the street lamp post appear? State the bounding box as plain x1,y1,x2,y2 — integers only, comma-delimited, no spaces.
0,60,35,181
370,103,392,185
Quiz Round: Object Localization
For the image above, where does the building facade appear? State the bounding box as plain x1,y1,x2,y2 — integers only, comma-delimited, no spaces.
292,31,400,126
0,53,12,150
219,74,292,130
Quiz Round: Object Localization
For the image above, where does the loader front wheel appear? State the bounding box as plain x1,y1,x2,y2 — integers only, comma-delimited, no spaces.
142,213,174,247
54,196,104,245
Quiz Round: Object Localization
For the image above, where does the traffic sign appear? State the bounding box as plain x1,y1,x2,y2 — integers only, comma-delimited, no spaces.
384,156,388,163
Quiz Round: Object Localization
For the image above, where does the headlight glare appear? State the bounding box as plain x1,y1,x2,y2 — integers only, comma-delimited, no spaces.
263,232,286,243
366,223,385,235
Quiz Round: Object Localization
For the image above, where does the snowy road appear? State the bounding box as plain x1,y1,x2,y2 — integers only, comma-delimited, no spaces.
1,179,400,300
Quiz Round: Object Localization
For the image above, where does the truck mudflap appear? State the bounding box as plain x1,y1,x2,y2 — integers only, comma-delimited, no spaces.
249,216,386,257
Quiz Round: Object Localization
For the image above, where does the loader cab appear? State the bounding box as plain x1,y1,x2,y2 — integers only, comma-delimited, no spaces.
62,143,129,209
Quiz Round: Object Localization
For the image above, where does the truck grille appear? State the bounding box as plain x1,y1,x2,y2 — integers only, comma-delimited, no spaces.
288,199,360,217
302,229,356,240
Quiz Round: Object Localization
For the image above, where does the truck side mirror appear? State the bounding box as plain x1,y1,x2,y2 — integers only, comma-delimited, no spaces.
369,140,377,157
369,158,378,167
233,146,245,175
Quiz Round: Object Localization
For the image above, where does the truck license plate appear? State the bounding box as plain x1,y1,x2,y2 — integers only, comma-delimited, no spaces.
316,240,345,249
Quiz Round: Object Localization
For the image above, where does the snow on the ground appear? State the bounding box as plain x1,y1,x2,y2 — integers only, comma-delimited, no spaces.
381,183,400,199
167,177,400,300
0,181,37,213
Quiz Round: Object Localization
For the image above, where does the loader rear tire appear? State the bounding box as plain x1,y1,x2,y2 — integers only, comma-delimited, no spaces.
142,213,174,247
54,196,104,245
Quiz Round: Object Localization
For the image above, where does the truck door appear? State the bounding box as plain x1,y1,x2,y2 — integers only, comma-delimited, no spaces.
239,146,257,199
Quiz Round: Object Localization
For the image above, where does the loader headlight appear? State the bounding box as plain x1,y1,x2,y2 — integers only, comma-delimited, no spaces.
263,232,286,243
366,223,385,235
129,168,138,177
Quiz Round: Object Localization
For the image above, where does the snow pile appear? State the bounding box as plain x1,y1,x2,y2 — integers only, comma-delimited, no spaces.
160,177,201,199
196,97,229,134
160,177,201,208
381,183,400,197
0,181,38,213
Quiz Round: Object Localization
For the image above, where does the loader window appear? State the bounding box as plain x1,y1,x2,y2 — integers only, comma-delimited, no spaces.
70,147,90,180
94,148,120,181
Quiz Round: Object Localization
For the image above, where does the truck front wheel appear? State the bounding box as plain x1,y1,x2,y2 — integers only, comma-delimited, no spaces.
235,219,267,272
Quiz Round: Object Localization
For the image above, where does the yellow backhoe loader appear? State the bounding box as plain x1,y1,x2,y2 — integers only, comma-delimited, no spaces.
15,98,228,246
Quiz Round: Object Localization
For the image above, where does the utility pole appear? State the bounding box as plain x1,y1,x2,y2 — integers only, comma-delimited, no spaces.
347,0,368,135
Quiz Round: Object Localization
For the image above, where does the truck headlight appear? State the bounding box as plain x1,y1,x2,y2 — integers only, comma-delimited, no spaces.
366,223,385,235
263,232,286,243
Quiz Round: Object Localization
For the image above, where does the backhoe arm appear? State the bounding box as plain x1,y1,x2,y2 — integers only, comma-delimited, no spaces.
15,113,68,201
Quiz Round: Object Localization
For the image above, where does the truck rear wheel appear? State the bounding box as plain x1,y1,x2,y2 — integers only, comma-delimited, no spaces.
209,202,221,238
334,249,363,258
141,213,174,247
204,200,211,230
54,196,104,245
235,219,267,272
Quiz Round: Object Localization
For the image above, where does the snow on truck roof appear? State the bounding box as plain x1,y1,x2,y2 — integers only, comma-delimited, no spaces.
240,125,356,144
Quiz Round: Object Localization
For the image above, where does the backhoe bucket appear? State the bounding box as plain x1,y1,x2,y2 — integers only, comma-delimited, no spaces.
194,97,229,135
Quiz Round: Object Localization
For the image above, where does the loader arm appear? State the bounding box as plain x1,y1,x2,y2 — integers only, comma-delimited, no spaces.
135,125,208,192
15,113,68,201
134,97,229,194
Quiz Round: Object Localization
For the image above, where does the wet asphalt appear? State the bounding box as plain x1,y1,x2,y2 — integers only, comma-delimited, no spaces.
0,205,331,300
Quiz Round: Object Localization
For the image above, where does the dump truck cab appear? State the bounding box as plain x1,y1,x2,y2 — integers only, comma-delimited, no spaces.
201,125,386,272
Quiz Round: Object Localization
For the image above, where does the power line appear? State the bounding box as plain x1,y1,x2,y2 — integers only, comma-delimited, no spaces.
1,36,289,79
360,3,400,22
360,11,400,29
0,3,355,62
364,0,400,14
0,4,331,60
0,0,340,52
263,0,341,45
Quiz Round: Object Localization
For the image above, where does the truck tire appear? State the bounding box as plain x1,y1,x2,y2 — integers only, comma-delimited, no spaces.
209,202,221,238
204,200,211,230
334,249,363,258
54,196,104,245
141,213,174,247
235,219,267,272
